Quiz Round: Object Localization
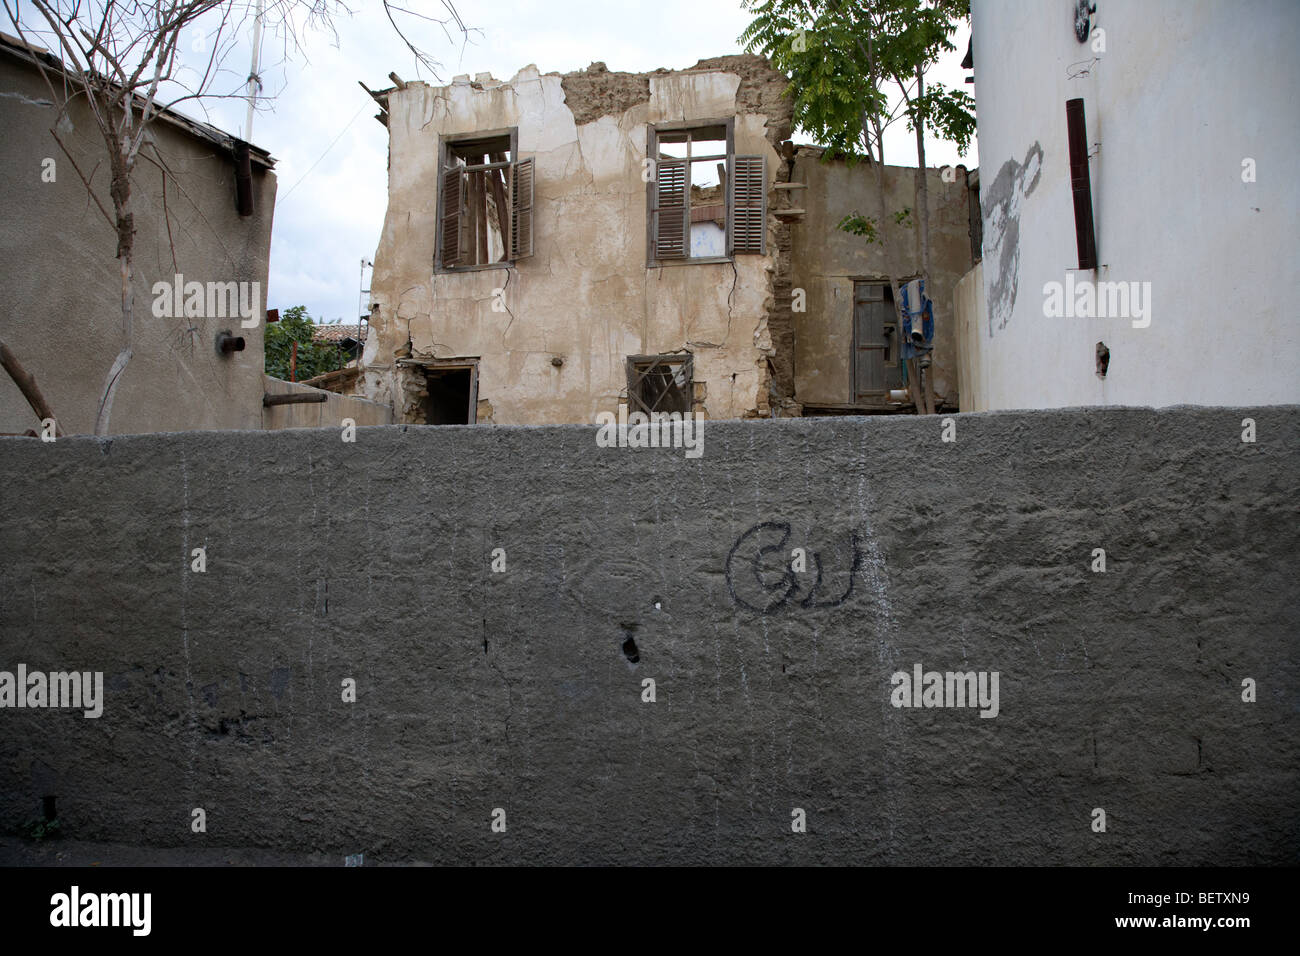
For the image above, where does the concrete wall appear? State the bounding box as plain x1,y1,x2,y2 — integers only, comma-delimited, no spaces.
0,44,276,436
362,57,793,425
262,375,394,429
1,408,1296,865
969,0,1300,409
791,150,975,409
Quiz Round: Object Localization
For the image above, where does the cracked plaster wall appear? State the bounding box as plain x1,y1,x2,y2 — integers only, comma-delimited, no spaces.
361,59,791,424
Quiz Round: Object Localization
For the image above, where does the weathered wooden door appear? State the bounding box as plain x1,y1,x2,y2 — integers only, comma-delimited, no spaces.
853,282,890,400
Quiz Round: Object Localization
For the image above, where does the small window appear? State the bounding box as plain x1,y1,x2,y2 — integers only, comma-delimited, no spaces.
648,121,766,264
626,355,693,415
438,129,534,270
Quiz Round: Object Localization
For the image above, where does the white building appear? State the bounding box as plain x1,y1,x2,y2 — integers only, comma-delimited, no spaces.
957,0,1300,410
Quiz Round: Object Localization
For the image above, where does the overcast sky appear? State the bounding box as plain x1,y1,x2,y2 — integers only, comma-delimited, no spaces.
21,0,976,326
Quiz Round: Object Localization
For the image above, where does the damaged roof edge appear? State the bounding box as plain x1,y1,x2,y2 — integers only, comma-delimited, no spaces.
372,54,794,144
0,31,275,169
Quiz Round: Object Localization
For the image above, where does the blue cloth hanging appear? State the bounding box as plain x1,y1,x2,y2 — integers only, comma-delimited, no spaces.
899,278,934,361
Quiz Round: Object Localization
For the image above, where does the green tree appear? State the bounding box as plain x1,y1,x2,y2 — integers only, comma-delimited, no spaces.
264,306,346,382
740,0,975,412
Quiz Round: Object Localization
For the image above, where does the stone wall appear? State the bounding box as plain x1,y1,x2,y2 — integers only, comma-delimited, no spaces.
1,407,1296,864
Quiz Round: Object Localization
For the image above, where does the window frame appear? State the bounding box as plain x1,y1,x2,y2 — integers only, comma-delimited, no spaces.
397,356,480,424
645,118,735,268
625,353,695,416
435,126,520,274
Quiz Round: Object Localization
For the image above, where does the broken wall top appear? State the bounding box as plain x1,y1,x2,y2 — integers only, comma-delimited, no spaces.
377,54,794,148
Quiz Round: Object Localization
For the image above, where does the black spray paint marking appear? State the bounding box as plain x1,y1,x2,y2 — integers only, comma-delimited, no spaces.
725,522,864,614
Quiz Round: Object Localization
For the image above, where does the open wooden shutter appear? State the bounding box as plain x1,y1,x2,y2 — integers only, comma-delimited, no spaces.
729,155,766,255
441,167,465,266
654,159,688,259
1065,98,1097,270
510,157,535,261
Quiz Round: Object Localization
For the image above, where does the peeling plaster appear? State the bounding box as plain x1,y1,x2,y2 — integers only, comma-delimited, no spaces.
983,142,1044,338
364,56,793,425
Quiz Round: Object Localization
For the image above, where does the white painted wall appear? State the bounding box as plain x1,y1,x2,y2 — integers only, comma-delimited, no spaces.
968,0,1300,409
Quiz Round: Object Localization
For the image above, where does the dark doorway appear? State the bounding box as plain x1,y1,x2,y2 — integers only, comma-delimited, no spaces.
422,367,473,424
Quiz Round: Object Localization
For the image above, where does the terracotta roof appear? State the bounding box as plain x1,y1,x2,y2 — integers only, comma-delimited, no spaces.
312,324,363,343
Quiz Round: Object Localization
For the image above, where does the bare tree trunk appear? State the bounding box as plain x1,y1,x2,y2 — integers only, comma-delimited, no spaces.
862,115,915,410
0,340,63,435
95,109,136,436
912,64,935,414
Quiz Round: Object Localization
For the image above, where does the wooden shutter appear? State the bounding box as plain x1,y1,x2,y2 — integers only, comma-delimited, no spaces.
729,155,766,255
654,159,688,259
441,167,465,267
1065,98,1097,270
510,157,535,261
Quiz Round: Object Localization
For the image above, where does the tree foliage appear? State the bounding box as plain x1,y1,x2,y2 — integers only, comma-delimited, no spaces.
741,0,974,162
741,0,975,240
742,0,974,414
264,306,346,382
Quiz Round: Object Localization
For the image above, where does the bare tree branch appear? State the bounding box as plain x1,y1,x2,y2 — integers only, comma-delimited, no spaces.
0,340,64,436
7,0,471,435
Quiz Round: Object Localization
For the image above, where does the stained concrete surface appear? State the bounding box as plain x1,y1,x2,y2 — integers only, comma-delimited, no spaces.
0,408,1296,865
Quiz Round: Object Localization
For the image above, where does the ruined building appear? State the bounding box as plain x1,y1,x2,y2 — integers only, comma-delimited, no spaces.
357,55,978,424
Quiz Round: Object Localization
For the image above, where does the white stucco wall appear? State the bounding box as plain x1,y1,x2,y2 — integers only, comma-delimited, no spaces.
968,0,1300,409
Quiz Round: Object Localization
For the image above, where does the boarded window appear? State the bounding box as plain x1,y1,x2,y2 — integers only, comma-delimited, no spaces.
626,355,693,415
439,130,532,269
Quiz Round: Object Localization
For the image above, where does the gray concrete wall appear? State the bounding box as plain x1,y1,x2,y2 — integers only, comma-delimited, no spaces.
0,407,1296,864
0,47,275,436
262,375,394,429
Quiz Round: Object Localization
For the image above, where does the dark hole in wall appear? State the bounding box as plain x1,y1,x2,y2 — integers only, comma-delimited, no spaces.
621,636,640,664
422,368,472,424
42,795,56,821
1096,341,1110,378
